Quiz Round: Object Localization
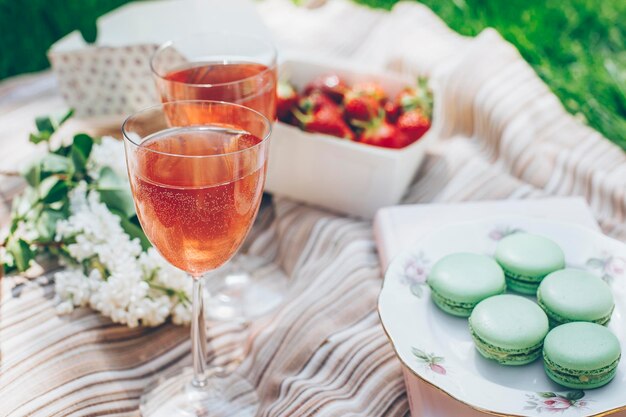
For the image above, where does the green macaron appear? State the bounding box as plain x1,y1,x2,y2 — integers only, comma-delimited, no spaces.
537,269,614,327
543,322,621,389
495,233,565,295
469,294,549,365
427,253,506,317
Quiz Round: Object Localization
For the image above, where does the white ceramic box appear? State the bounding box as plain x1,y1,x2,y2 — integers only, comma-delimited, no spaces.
266,58,434,219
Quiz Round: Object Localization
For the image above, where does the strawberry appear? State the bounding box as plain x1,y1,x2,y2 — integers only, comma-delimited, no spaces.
276,81,298,123
397,108,431,144
299,91,340,114
303,73,348,103
351,81,387,103
383,100,401,123
357,113,407,149
344,91,380,122
396,77,433,118
294,95,354,140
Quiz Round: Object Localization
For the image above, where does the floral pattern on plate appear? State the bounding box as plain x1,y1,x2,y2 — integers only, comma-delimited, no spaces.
586,253,626,284
412,348,446,375
524,391,590,413
488,225,524,241
401,252,430,298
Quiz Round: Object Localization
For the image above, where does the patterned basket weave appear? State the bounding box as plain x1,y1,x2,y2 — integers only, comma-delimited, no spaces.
48,45,159,117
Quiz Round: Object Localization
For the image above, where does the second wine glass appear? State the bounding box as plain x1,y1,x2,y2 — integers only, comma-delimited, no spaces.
151,32,288,321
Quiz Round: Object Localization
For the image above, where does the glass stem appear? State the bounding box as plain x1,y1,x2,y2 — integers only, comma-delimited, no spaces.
191,277,208,388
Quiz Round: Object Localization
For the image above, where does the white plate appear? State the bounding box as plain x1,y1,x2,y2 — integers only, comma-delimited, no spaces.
379,215,626,416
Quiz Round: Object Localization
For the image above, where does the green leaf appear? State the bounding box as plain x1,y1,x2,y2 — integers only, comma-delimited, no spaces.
585,258,605,268
566,390,585,401
2,262,17,275
35,116,55,134
53,145,72,157
70,133,94,175
23,162,41,187
537,392,557,398
40,154,73,176
11,187,40,219
29,131,51,145
29,110,74,145
7,238,35,272
411,348,428,360
59,109,75,125
97,167,135,217
40,177,69,204
410,283,423,298
36,209,66,241
111,211,151,250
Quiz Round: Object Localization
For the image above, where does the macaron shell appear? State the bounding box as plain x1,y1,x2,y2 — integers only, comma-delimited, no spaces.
503,274,542,295
544,361,618,389
538,269,614,325
543,322,621,371
430,289,474,317
469,294,549,350
428,253,506,303
470,324,544,365
495,233,565,278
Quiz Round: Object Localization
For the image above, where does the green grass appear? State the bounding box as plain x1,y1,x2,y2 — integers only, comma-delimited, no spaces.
1,0,624,150
356,0,626,150
0,0,128,81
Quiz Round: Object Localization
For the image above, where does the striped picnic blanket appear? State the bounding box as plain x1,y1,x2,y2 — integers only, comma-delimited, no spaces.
1,1,625,416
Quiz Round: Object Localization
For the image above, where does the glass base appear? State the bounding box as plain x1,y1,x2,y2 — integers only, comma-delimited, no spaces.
204,254,288,321
140,367,258,417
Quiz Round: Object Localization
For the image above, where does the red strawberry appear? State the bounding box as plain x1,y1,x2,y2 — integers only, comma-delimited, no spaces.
276,81,298,123
303,74,348,103
344,91,380,122
293,104,354,140
358,114,407,149
351,81,387,102
397,108,431,144
383,100,401,123
299,91,340,114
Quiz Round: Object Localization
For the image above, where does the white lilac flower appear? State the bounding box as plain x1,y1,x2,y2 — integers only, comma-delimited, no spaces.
53,178,192,327
87,136,128,179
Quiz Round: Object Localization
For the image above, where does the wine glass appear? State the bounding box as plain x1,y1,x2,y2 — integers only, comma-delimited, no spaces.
122,100,271,417
150,32,288,321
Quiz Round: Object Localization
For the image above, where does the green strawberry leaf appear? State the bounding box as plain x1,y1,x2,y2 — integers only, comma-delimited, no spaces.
537,392,557,398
